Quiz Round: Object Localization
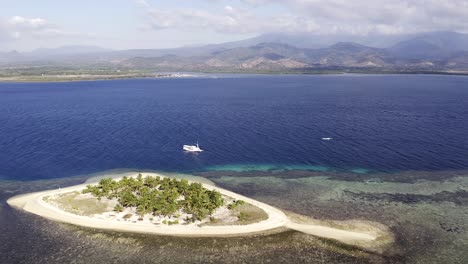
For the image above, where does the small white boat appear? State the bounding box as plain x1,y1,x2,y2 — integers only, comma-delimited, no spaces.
322,137,333,141
183,141,203,152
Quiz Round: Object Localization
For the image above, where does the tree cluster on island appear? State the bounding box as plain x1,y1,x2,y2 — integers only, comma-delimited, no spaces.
82,174,225,222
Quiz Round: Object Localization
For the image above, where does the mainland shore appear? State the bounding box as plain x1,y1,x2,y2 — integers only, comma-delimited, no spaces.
0,73,197,83
7,172,392,250
2,71,468,83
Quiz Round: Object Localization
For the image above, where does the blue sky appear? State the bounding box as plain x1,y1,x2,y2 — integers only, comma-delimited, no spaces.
1,0,467,51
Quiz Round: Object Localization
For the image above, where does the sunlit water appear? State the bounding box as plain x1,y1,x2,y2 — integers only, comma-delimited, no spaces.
1,74,468,180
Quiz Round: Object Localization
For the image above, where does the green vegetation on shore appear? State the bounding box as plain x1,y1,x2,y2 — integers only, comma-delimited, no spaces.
83,174,224,222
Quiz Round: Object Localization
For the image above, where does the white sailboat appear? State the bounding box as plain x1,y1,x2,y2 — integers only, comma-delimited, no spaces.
183,141,203,152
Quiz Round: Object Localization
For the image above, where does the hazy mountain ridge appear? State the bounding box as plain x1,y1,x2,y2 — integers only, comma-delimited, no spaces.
2,31,468,72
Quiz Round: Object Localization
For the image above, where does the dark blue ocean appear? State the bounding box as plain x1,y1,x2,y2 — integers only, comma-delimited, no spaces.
1,74,468,181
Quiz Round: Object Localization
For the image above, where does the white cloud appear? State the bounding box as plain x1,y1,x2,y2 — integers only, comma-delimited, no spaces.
8,16,48,29
139,0,468,35
145,5,317,34
1,16,61,40
0,16,89,41
239,0,468,35
134,0,150,7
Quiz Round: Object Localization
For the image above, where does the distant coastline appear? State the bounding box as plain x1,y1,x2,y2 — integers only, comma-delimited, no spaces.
1,70,468,83
0,72,199,83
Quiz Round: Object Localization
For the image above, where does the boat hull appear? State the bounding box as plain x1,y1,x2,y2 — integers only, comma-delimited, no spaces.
183,145,203,152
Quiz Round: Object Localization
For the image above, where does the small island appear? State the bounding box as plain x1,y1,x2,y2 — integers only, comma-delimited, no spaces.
45,174,266,226
7,172,393,251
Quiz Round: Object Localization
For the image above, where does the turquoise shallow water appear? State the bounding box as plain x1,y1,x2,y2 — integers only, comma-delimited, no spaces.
350,168,371,174
204,164,331,173
1,168,467,263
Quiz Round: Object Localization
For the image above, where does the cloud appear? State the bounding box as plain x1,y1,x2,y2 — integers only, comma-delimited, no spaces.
145,5,317,34
134,0,150,8
8,16,48,29
0,16,82,41
139,0,468,35
240,0,468,35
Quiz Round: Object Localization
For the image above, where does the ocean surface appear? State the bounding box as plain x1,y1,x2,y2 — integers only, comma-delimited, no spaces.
1,74,468,181
1,74,467,264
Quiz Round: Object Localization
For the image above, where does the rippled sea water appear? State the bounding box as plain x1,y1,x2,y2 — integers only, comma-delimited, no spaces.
1,75,467,263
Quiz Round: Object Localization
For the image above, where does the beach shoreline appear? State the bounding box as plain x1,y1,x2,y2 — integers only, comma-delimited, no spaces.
7,172,393,249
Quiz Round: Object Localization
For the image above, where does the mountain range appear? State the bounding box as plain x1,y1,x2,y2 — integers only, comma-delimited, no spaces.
2,31,468,73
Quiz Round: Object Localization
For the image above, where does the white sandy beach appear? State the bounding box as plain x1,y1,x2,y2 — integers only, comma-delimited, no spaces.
7,172,387,247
